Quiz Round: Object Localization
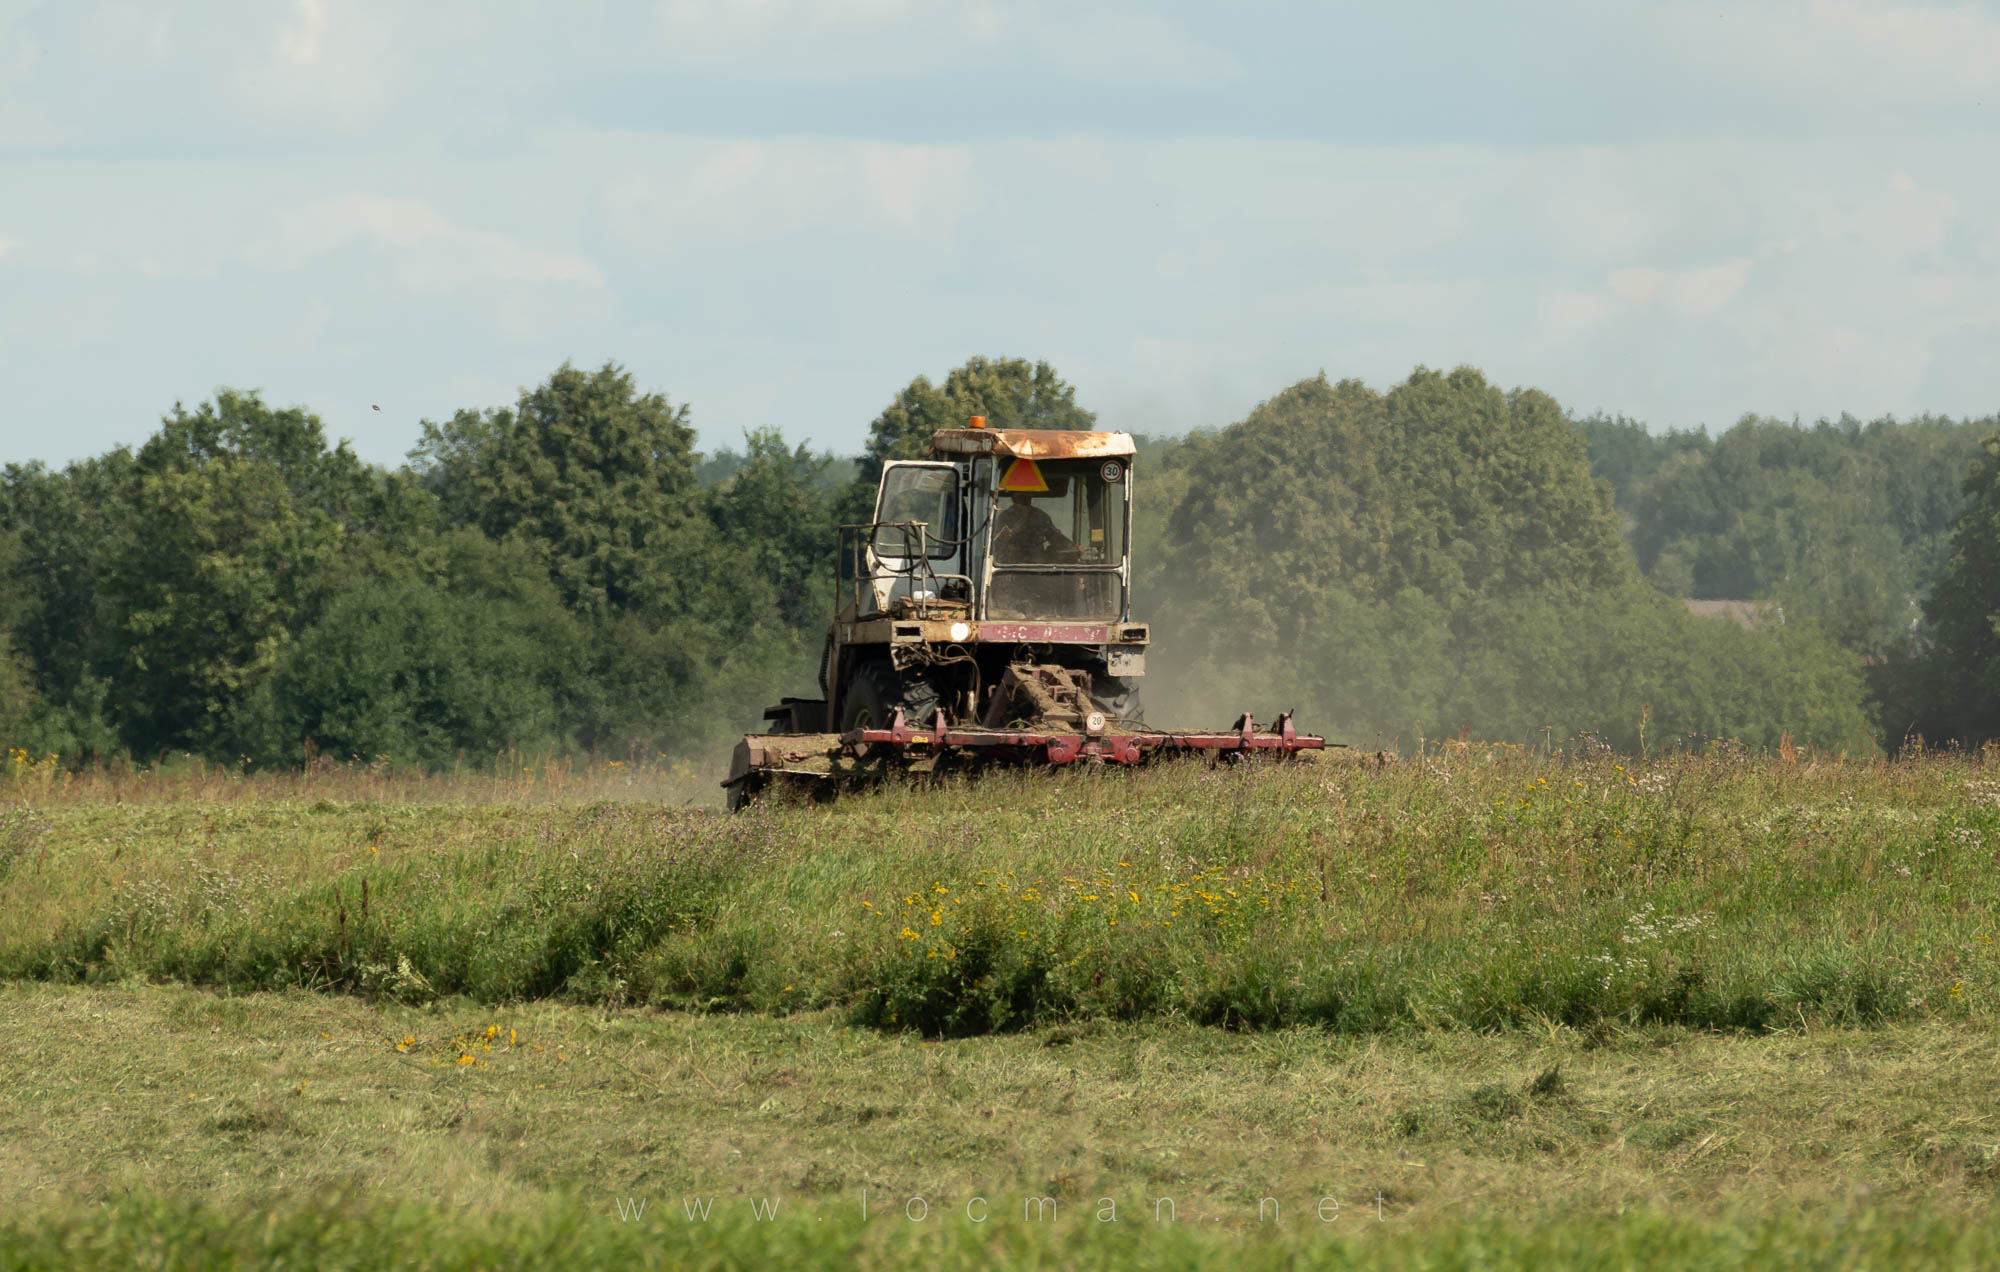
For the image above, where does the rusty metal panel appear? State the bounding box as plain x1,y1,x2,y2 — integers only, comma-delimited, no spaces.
930,429,1136,459
978,621,1114,644
833,617,1148,647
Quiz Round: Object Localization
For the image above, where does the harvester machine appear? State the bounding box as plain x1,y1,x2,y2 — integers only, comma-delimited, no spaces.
724,419,1334,809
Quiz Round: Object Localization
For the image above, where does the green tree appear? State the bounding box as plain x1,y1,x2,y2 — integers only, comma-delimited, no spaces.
94,391,416,757
1923,434,2000,744
0,530,39,745
1155,368,1626,638
414,362,703,617
1145,367,1877,753
3,392,399,760
1614,413,1990,656
0,454,136,753
0,641,35,746
413,363,830,757
860,356,1096,484
1573,413,1711,510
706,428,841,627
237,532,585,768
107,456,341,756
136,389,375,516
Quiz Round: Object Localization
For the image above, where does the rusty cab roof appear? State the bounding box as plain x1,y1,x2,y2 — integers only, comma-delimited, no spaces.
929,428,1135,460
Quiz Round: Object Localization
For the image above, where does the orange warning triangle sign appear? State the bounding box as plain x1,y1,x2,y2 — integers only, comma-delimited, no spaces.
999,457,1049,492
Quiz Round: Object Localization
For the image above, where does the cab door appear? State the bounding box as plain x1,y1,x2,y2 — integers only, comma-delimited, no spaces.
867,462,962,614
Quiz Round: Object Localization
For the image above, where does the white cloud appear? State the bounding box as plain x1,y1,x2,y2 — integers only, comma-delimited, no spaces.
603,138,975,258
1660,0,2000,103
0,16,38,86
276,0,328,64
10,0,400,145
1547,257,1755,335
1523,160,2000,424
1804,0,2000,92
1013,6,1239,86
646,0,1235,85
76,2,178,71
653,0,931,58
0,105,66,147
265,195,606,289
231,0,396,130
1631,259,1754,315
1862,170,1958,256
859,143,973,228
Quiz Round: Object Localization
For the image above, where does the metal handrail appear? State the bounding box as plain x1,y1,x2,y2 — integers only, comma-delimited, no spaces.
837,521,972,618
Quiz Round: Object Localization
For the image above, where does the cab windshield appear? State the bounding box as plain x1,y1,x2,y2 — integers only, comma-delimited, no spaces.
990,457,1127,565
986,455,1128,621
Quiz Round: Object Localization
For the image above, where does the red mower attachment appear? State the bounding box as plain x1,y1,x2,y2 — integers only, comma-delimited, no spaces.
723,707,1329,810
855,705,1322,765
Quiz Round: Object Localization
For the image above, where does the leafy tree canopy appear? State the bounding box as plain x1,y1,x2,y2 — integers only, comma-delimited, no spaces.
3,392,391,758
138,389,373,515
108,456,342,755
706,428,841,628
1572,413,1710,510
413,361,700,618
1144,367,1875,752
1605,413,1992,653
237,531,586,769
0,530,39,745
1156,366,1628,642
1923,433,2000,744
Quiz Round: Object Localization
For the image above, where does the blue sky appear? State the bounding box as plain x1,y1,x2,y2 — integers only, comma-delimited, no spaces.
3,0,1998,468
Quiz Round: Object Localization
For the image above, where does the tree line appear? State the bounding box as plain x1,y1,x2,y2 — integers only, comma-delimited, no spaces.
1,357,1995,768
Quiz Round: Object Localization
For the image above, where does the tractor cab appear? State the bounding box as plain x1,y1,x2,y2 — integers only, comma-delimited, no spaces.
859,426,1135,624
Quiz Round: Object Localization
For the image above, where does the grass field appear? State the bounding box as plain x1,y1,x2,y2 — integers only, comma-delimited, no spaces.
2,746,1997,1267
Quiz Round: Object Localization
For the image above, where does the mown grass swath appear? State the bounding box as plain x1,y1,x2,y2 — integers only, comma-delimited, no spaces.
8,1192,2000,1272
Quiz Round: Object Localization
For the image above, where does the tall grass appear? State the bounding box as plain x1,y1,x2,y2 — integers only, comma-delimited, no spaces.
3,747,1996,1037
1,745,721,806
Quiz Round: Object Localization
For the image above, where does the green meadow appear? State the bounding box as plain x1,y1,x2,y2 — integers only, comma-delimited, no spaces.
2,748,1997,1268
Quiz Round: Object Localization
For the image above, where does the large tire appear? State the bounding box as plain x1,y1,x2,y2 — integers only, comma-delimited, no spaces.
1091,673,1145,725
842,660,942,732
